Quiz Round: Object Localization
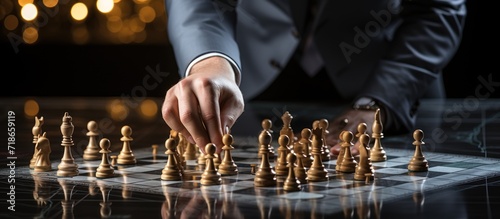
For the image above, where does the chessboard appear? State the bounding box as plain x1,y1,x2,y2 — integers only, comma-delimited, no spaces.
3,130,500,219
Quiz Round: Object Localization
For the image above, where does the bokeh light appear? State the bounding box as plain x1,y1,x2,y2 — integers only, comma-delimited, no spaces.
24,99,40,117
97,0,114,13
23,26,38,44
71,2,88,21
139,99,158,119
20,3,37,21
42,0,58,8
4,15,19,31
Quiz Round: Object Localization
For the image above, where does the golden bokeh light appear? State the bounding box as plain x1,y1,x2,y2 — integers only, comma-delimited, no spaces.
72,25,89,44
106,15,123,33
71,2,88,21
97,0,114,13
20,3,37,21
42,0,58,8
138,6,155,23
18,0,34,7
128,16,145,33
24,99,40,117
4,15,19,31
133,0,150,4
139,99,158,119
23,26,38,44
107,99,129,121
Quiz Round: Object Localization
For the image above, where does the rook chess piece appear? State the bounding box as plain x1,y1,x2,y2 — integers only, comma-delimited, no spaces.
201,143,222,185
369,109,387,162
408,129,429,172
96,138,115,178
117,125,137,165
83,120,101,160
57,112,79,177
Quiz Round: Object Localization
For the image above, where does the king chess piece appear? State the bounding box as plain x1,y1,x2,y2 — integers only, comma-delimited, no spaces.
57,112,79,177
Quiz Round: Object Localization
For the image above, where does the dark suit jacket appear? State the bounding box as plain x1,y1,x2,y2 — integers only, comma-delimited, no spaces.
165,0,466,132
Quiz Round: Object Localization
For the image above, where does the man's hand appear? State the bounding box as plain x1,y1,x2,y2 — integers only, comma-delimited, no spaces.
162,56,244,154
327,108,382,157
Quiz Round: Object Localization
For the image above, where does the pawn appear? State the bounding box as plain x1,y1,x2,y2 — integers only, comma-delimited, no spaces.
261,119,276,156
201,143,222,185
161,138,183,181
355,123,368,144
83,120,101,160
283,153,301,192
275,134,290,176
254,130,277,187
218,133,238,176
338,131,357,173
408,129,429,172
96,138,115,178
117,125,137,165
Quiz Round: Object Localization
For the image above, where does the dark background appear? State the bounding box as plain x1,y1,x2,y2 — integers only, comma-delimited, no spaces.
0,1,497,99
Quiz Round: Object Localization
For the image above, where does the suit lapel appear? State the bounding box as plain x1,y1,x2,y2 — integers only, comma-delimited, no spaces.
289,0,308,34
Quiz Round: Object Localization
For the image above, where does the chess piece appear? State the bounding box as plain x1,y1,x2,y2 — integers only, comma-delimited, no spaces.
335,131,346,172
275,134,290,176
184,142,197,160
83,120,101,160
30,116,44,169
152,144,159,156
283,153,301,192
218,133,238,176
96,138,115,178
355,122,368,144
57,112,79,177
201,143,222,185
117,125,137,165
354,133,374,181
254,130,277,187
294,147,308,184
280,111,294,148
34,132,52,172
110,155,117,167
161,138,183,181
306,127,328,182
370,109,387,162
318,119,331,161
298,128,313,168
338,131,358,173
408,129,429,172
261,119,276,157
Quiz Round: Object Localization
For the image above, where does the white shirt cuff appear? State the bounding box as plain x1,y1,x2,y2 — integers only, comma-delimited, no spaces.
185,52,241,85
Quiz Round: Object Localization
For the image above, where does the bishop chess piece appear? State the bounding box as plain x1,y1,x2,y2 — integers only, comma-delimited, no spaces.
117,125,137,165
34,132,52,172
30,116,44,169
218,133,238,176
201,143,222,185
57,112,79,177
254,130,277,187
161,138,183,181
283,153,301,192
83,120,101,160
96,138,115,178
370,109,387,162
408,129,429,172
354,133,374,181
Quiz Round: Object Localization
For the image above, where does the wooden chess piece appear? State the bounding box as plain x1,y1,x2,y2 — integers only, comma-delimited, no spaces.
152,144,159,156
280,111,294,149
184,142,198,160
370,109,387,162
355,122,368,144
97,180,112,218
218,133,238,176
161,138,183,181
354,133,374,181
335,131,346,172
306,127,328,182
283,153,301,192
110,155,117,167
83,120,101,160
294,147,308,184
261,119,276,157
30,116,44,169
338,131,358,173
96,138,115,178
254,130,277,187
318,119,331,161
298,128,313,168
275,134,290,176
117,125,137,165
408,129,429,172
57,112,79,177
34,132,52,172
201,143,222,185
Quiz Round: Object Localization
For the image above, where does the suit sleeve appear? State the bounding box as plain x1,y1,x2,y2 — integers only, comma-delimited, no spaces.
362,0,467,132
165,0,241,80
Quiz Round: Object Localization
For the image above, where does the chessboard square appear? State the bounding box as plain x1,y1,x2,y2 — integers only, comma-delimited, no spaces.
428,166,464,173
386,157,414,163
381,175,427,182
371,161,406,168
201,184,223,192
71,175,98,182
277,191,325,200
323,187,364,196
119,165,161,172
373,167,409,175
443,162,485,169
127,172,162,180
465,158,500,165
100,175,146,184
133,179,163,187
457,168,498,177
79,161,101,168
377,186,413,196
477,163,500,171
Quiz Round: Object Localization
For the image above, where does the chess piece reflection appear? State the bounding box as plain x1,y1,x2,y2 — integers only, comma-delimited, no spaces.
30,116,44,169
34,132,52,172
58,178,76,219
97,180,113,218
57,112,79,177
161,185,179,219
409,171,428,213
32,174,53,219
